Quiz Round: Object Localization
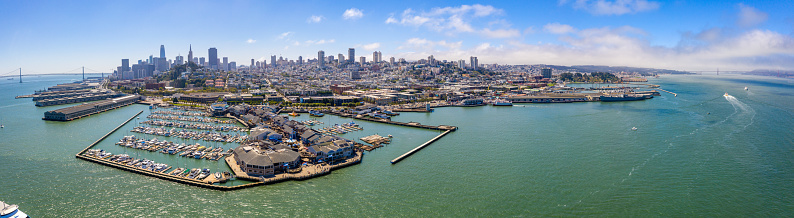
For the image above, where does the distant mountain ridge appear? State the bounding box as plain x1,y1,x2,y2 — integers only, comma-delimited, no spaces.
545,65,692,76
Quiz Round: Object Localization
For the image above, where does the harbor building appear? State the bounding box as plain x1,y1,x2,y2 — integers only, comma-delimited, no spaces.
35,91,122,107
43,95,141,121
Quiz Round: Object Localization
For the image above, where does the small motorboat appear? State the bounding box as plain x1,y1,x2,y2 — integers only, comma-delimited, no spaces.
745,86,748,91
215,172,222,179
631,127,638,131
724,92,730,97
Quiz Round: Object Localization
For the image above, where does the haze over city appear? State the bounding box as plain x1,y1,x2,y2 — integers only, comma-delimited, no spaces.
2,0,793,73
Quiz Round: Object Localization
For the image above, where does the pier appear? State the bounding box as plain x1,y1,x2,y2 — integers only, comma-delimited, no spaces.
656,88,678,96
390,129,453,164
325,111,457,131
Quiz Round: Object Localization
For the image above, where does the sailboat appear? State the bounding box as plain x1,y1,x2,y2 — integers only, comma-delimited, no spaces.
745,87,748,91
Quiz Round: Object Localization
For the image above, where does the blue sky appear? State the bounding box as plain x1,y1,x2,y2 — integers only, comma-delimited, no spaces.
1,0,793,74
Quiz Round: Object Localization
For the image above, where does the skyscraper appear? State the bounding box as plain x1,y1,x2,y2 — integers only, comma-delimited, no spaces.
359,57,366,67
223,57,228,71
390,57,395,65
373,51,378,63
160,45,166,58
458,60,466,69
175,55,184,65
542,68,552,78
470,56,478,70
199,57,205,66
208,48,218,69
318,50,325,68
348,48,355,64
251,59,255,69
338,54,344,63
121,59,130,72
298,56,303,65
187,44,193,63
271,55,277,68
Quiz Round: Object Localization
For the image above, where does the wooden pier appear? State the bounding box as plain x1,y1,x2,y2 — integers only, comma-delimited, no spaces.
390,129,453,164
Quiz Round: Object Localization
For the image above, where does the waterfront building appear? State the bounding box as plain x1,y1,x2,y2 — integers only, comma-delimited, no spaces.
348,48,355,64
43,95,141,121
318,50,325,68
160,45,165,58
208,48,218,69
233,145,275,176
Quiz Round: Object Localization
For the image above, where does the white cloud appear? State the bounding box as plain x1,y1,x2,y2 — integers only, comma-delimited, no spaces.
563,0,660,15
362,43,381,51
737,3,768,27
307,15,324,23
246,39,256,44
343,8,363,20
304,39,335,45
544,23,577,34
277,32,293,40
481,28,520,38
395,26,794,71
386,4,518,37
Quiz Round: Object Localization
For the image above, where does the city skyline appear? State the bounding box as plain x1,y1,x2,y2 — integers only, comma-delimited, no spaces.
2,0,794,74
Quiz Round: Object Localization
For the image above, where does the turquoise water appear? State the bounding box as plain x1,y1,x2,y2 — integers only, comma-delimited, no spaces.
1,74,793,216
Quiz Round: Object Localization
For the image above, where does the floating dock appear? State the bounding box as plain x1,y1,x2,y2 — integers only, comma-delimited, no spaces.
390,129,453,164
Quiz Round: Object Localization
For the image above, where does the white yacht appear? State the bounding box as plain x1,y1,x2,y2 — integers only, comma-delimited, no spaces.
1,201,29,218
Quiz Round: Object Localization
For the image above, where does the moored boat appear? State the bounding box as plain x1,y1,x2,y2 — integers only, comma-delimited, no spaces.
1,201,29,218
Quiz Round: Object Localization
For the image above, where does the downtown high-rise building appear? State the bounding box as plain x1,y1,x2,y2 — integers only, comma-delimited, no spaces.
338,54,344,63
317,50,325,68
121,59,130,72
298,56,303,65
270,55,277,68
372,51,378,63
199,57,205,66
458,59,466,69
160,45,166,58
208,48,218,69
175,55,184,65
348,48,355,64
187,44,193,63
359,57,366,67
390,57,395,65
470,56,478,70
542,68,552,78
428,55,435,66
251,59,255,69
222,57,228,71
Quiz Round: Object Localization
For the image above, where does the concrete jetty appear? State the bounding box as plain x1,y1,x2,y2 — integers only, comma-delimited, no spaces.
656,88,678,96
325,111,457,131
390,129,453,164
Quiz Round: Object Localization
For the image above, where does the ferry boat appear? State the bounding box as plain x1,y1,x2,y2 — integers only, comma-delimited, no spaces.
600,94,646,102
492,100,513,106
1,201,29,218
